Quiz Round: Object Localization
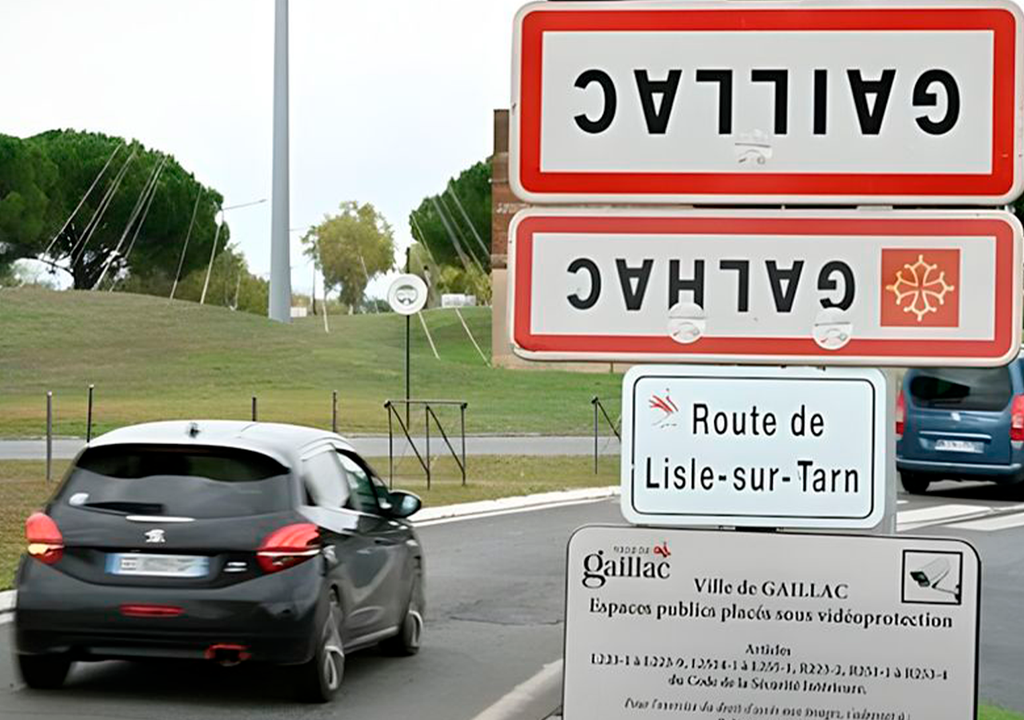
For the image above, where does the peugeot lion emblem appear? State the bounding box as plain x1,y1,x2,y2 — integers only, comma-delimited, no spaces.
145,529,166,544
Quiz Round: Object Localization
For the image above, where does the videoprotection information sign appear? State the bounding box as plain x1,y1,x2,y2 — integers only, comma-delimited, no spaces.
564,526,980,720
621,366,886,529
508,208,1022,367
510,0,1024,205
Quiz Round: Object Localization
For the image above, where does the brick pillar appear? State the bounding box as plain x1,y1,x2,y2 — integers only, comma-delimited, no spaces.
491,109,529,366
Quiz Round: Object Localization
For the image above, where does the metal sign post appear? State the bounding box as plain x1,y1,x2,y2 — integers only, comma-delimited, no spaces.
388,273,429,426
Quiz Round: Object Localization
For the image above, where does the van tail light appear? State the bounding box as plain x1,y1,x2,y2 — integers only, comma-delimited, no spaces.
1011,396,1024,443
26,513,64,565
895,390,906,440
257,523,320,573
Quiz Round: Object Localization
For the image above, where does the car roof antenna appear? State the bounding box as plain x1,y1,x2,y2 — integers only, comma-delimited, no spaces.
187,422,201,438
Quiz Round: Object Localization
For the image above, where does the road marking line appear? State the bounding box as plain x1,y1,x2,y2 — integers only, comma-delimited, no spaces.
896,503,990,530
948,511,1024,532
897,504,985,523
469,659,563,720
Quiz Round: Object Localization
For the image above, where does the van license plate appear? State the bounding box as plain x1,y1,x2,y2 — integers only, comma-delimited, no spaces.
107,554,208,578
934,439,984,454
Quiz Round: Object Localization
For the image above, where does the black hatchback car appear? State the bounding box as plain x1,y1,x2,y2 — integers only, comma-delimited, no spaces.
15,420,425,702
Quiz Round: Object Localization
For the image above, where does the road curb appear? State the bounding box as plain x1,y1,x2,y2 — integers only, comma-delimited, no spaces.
413,486,619,526
469,659,563,720
0,589,14,623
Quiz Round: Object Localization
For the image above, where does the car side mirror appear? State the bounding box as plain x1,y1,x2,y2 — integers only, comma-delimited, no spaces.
387,490,422,519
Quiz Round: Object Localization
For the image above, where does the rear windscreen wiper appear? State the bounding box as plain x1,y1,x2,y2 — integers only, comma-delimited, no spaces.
81,501,166,515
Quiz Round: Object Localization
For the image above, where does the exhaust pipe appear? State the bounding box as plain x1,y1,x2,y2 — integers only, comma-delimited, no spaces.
204,643,251,667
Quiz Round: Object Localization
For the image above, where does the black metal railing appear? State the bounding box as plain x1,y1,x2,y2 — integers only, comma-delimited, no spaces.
384,399,467,489
591,396,621,474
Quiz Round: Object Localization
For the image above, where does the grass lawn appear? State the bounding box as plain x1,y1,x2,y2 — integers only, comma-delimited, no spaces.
0,287,622,438
0,455,617,589
0,461,69,591
982,707,1024,720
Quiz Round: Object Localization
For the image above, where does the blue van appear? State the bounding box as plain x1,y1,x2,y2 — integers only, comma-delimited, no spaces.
897,359,1024,494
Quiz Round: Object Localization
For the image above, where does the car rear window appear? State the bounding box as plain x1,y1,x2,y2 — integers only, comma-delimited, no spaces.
908,367,1013,411
57,445,292,518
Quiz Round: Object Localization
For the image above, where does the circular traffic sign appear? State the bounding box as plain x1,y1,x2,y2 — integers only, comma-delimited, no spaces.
387,274,428,315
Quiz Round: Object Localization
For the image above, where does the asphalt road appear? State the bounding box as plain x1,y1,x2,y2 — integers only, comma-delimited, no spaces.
0,435,622,461
0,498,622,720
1,482,1023,719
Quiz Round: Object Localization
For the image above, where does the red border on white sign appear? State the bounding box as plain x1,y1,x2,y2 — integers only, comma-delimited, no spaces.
509,209,1022,366
511,1,1023,205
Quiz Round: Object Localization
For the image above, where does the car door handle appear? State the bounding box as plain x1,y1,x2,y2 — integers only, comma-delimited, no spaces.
374,538,388,545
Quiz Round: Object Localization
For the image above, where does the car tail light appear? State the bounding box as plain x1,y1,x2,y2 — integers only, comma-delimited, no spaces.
120,604,184,618
26,512,64,565
1011,396,1024,442
895,390,906,440
257,523,320,573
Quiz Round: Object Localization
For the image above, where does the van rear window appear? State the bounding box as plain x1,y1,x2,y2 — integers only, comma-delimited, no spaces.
58,445,292,518
908,367,1013,411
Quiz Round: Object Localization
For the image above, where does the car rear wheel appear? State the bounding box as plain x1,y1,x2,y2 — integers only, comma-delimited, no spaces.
294,593,344,703
17,654,71,690
900,472,931,495
381,574,423,656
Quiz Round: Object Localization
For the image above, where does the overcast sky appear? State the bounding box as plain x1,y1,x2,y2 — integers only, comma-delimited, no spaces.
1,0,524,298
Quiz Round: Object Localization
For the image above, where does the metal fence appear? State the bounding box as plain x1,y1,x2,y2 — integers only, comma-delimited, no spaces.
384,399,468,489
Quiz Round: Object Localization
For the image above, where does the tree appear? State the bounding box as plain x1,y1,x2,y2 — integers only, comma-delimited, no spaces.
0,130,225,290
303,202,395,310
0,135,58,272
161,244,269,316
408,160,491,274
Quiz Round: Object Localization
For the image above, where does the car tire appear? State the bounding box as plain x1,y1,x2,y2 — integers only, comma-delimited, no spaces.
381,574,424,657
900,472,931,495
17,653,71,690
294,593,344,703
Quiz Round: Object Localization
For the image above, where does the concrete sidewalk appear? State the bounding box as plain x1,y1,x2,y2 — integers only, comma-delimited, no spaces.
0,435,621,461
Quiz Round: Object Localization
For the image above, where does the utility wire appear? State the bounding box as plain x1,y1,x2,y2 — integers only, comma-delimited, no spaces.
93,155,165,289
446,182,489,257
430,196,483,275
70,149,138,268
409,215,441,267
455,307,489,366
68,148,137,264
112,156,167,287
357,252,379,313
170,188,204,301
42,142,123,258
437,194,484,273
200,217,225,305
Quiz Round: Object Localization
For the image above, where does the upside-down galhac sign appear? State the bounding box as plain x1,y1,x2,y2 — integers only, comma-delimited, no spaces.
508,209,1022,366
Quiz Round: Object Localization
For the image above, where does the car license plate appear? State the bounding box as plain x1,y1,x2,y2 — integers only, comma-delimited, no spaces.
107,553,208,578
934,439,984,454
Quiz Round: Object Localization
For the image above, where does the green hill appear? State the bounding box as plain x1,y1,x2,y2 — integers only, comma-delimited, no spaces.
0,287,621,438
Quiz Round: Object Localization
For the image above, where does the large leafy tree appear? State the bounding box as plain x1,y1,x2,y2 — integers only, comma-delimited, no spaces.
303,201,395,310
0,130,225,290
408,160,490,274
158,243,269,316
0,134,58,271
